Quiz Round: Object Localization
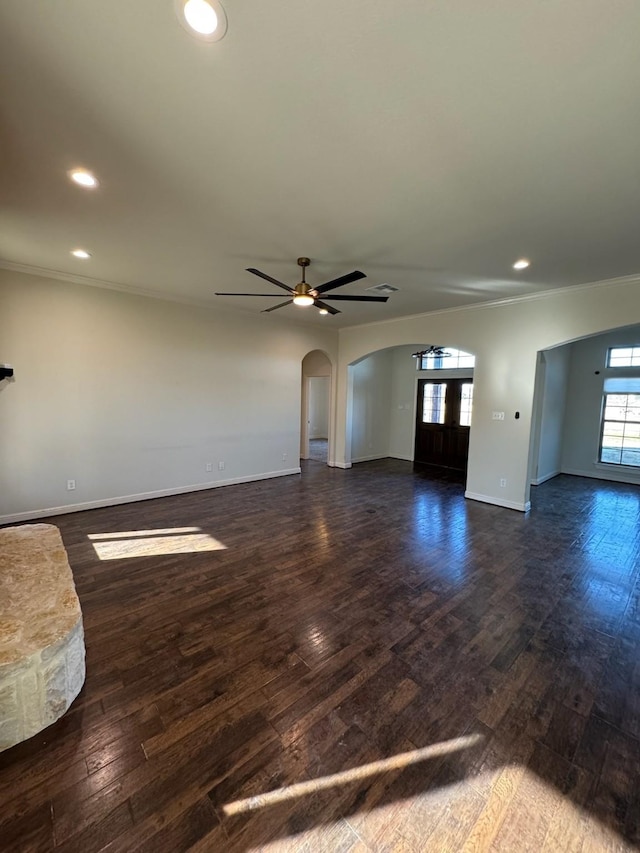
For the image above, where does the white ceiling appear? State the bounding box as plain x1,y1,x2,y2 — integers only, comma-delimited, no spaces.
1,0,640,327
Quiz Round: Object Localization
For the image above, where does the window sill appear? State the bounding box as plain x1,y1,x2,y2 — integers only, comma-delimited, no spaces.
595,461,640,474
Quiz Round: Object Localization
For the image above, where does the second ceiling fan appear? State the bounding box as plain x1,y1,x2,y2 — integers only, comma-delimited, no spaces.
216,257,389,315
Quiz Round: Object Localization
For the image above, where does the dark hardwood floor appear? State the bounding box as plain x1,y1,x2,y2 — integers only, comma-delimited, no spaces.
2,461,640,851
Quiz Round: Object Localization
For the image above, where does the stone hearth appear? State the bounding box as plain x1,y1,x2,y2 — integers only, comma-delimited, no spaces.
0,523,85,751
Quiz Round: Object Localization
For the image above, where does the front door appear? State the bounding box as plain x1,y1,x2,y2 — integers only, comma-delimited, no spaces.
414,378,473,471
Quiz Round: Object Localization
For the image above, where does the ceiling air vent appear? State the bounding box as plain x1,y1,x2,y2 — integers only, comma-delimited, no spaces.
366,283,399,294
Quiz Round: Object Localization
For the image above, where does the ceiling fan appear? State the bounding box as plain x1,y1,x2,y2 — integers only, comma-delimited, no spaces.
412,346,452,359
215,257,389,315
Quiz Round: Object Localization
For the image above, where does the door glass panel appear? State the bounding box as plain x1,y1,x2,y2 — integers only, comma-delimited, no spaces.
459,383,473,426
422,383,446,424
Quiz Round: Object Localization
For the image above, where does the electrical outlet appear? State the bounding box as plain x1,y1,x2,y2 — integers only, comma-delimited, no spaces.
67,479,76,491
205,463,213,473
500,478,507,488
218,461,225,471
282,452,287,461
492,411,505,421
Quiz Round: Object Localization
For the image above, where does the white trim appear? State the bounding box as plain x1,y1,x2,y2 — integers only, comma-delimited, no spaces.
331,461,352,469
5,260,640,335
0,468,301,525
351,454,387,464
531,470,560,486
465,490,531,513
389,453,413,462
561,466,640,486
594,461,640,475
0,259,214,310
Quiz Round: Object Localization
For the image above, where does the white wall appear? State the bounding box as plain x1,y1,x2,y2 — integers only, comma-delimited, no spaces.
308,377,330,439
0,269,338,521
350,349,392,463
336,276,640,511
561,325,640,485
531,346,571,484
388,345,420,460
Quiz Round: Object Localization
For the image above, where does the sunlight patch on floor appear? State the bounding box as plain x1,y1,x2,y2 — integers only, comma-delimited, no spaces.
224,735,484,817
242,763,633,852
88,527,227,559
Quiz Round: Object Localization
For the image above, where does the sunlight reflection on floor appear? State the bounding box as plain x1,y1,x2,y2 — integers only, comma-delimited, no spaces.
237,762,633,852
225,736,483,817
88,527,226,559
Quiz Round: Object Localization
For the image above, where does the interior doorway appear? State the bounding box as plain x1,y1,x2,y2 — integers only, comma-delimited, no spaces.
301,351,332,464
307,377,329,463
414,377,473,471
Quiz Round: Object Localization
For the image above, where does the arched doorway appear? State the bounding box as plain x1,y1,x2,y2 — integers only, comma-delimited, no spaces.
301,350,332,465
345,343,476,487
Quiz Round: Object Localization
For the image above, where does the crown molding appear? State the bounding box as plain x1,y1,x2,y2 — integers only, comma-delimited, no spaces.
3,258,640,334
0,258,217,310
339,273,640,333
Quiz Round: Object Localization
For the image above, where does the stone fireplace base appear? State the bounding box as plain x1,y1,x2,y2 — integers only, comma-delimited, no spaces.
0,523,86,752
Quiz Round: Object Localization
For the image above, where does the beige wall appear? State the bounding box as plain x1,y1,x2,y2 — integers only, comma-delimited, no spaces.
0,269,338,521
4,266,640,521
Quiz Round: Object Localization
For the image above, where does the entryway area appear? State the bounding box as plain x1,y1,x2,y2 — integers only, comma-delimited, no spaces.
414,377,473,472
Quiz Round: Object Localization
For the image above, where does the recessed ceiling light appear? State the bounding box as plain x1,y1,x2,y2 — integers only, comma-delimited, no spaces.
176,0,227,41
513,258,530,270
71,249,91,259
318,308,329,315
69,169,99,189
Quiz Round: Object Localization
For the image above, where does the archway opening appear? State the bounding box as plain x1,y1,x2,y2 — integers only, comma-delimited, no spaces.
347,343,476,489
529,323,640,492
301,350,332,465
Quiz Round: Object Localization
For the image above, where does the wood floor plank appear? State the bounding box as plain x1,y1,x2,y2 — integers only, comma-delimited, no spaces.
1,463,640,850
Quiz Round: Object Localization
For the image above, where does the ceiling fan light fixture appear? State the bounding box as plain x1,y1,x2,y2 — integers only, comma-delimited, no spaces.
232,257,378,315
293,294,314,307
176,0,227,41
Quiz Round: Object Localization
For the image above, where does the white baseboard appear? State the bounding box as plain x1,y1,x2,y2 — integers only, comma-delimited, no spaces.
330,461,352,469
0,468,302,525
561,466,640,486
388,454,413,462
465,490,531,513
351,454,387,464
531,470,560,486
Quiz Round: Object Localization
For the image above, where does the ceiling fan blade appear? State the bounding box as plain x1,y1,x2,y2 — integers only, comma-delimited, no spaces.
262,299,293,313
215,292,291,297
315,270,366,294
321,294,389,302
246,268,294,293
315,299,340,315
